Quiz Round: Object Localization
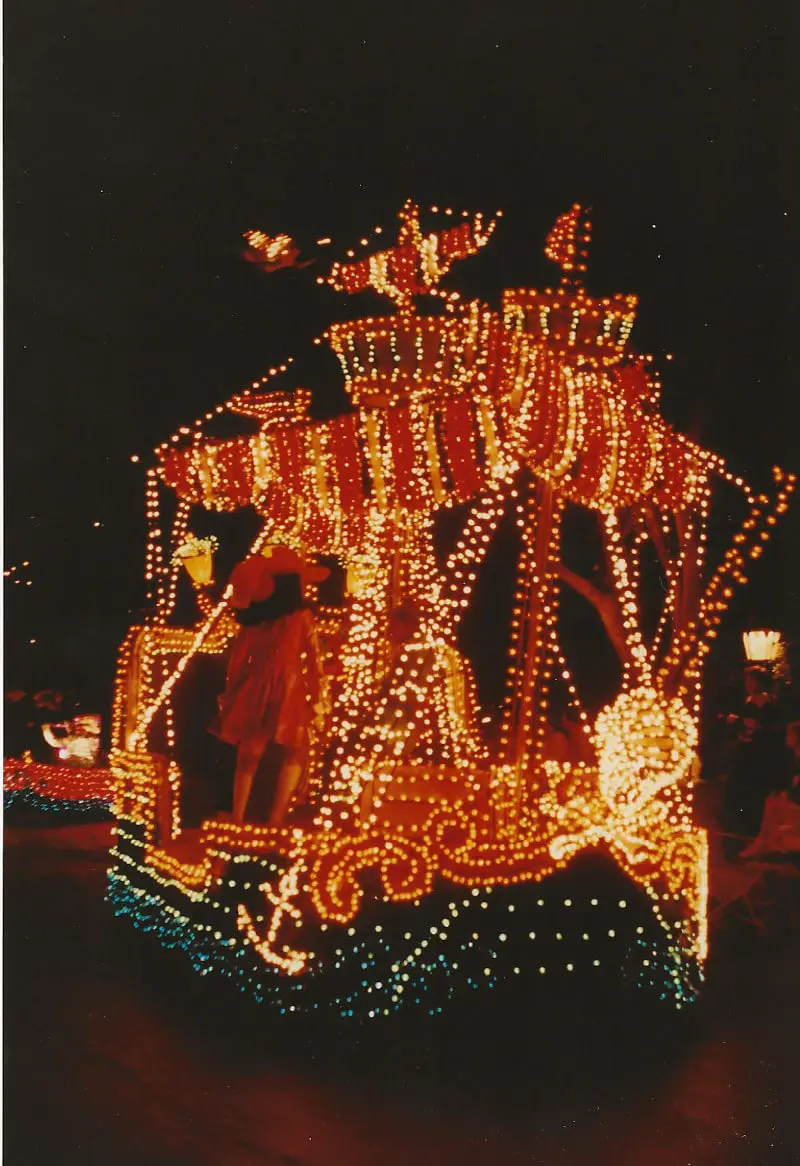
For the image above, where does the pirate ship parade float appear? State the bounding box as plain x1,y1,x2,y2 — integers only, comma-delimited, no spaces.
109,202,794,1017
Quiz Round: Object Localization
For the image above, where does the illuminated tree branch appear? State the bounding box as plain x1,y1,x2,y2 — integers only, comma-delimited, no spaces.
557,562,631,664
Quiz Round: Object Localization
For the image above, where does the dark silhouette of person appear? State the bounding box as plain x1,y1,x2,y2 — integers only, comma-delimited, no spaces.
722,668,784,854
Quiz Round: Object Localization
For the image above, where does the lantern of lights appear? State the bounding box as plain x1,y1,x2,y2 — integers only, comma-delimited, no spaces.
172,534,219,587
742,629,782,663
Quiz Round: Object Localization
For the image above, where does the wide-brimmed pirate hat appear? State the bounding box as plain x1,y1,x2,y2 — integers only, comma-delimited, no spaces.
229,544,330,609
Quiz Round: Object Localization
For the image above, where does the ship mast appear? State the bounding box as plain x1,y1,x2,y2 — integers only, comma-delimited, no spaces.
499,205,591,835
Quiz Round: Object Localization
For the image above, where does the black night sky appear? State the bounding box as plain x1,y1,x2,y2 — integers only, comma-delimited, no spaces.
5,0,798,717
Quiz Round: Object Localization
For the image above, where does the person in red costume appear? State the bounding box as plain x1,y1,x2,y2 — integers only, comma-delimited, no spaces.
212,544,329,825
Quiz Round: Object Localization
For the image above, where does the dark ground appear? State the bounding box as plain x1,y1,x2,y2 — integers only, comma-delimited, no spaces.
4,816,800,1166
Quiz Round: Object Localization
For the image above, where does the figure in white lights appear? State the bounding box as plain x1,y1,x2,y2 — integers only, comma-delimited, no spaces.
544,685,699,865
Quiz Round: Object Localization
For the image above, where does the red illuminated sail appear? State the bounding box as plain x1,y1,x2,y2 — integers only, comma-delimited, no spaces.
544,203,591,281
